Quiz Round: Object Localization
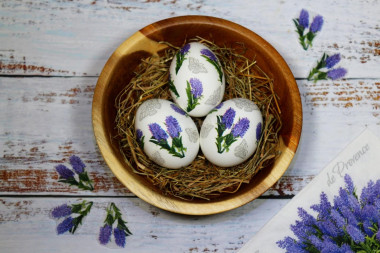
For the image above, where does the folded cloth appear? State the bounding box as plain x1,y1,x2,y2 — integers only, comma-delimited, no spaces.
239,129,380,252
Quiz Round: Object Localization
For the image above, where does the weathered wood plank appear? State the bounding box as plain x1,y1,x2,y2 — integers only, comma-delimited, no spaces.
1,77,380,196
0,0,378,78
0,197,290,253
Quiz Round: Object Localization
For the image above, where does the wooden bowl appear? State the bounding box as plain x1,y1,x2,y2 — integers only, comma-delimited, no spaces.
92,16,302,215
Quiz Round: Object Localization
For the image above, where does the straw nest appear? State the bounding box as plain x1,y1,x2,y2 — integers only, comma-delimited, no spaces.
115,37,282,200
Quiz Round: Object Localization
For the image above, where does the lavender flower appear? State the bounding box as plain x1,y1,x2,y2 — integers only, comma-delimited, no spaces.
215,102,224,109
148,123,168,141
56,157,94,191
330,209,346,229
256,122,262,140
180,43,190,55
136,129,143,141
170,103,186,115
69,155,85,174
57,216,74,235
221,108,236,129
325,54,341,69
319,240,341,253
51,204,72,218
299,9,309,28
308,54,347,82
200,48,223,83
165,116,182,138
149,120,185,158
231,118,250,138
346,224,365,243
276,237,306,252
327,67,347,80
98,203,132,248
114,227,126,247
277,174,380,252
310,15,324,33
293,9,323,50
201,48,217,62
99,225,112,245
190,78,203,99
175,44,191,74
55,164,74,179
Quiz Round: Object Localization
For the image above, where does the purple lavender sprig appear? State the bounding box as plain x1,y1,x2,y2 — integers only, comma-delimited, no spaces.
215,108,236,153
215,108,250,154
136,129,145,149
185,78,203,112
175,43,190,74
52,200,93,235
293,9,324,50
170,103,187,116
165,116,186,158
55,156,94,191
200,48,224,83
256,122,262,141
308,53,347,82
149,118,186,158
98,202,132,248
277,174,380,252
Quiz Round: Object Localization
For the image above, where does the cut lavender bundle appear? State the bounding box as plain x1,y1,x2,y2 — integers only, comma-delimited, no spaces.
293,9,324,50
51,200,94,235
307,53,347,82
277,174,380,252
55,155,94,191
98,202,132,248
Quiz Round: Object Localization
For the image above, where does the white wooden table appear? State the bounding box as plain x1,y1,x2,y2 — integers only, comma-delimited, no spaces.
1,1,379,252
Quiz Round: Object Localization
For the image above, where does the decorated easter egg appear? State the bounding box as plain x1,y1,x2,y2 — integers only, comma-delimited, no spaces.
169,42,225,117
199,98,263,167
135,99,200,169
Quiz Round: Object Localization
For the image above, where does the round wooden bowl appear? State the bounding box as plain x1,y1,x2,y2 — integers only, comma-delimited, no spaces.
92,15,302,215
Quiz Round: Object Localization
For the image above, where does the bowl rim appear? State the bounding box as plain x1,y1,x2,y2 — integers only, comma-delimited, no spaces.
92,15,302,215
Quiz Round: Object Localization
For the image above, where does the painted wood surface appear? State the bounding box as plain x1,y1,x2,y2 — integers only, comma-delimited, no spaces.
0,0,379,252
1,77,380,196
0,0,379,78
0,197,289,253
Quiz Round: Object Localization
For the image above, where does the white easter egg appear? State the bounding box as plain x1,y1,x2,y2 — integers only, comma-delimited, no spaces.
199,98,263,167
169,42,225,117
135,99,200,169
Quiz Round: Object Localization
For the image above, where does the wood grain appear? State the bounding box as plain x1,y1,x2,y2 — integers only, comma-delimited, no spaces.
0,0,378,78
0,197,289,253
1,77,380,196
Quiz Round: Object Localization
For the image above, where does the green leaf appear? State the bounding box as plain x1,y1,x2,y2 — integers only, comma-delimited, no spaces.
71,203,82,213
58,177,79,186
168,79,180,98
79,172,90,182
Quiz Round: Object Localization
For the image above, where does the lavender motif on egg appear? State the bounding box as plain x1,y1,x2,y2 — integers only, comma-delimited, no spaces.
168,75,180,98
186,77,203,112
136,129,144,149
175,43,191,74
170,103,187,116
148,116,187,158
200,48,223,84
256,122,262,142
215,107,250,154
